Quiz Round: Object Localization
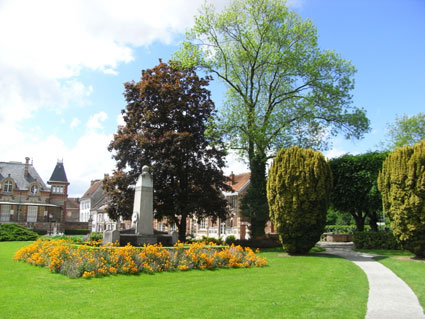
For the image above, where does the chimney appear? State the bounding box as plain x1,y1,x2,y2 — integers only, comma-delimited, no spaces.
24,157,30,177
230,172,235,185
91,179,100,186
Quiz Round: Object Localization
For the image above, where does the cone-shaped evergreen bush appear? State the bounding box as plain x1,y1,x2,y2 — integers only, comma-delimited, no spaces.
378,140,425,258
267,146,332,254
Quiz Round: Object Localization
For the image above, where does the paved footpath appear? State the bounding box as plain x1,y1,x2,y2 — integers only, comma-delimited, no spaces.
317,242,425,319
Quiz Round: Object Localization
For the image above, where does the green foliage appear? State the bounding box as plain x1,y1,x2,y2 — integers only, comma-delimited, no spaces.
88,232,103,241
383,113,425,149
330,151,388,231
64,229,90,236
225,235,236,245
326,208,354,225
106,61,231,242
0,224,38,241
267,146,332,254
353,232,401,250
324,225,357,234
378,141,425,258
174,0,370,238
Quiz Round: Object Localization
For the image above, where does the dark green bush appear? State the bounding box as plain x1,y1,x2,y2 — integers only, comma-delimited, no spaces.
64,229,90,235
88,232,103,241
33,229,48,235
225,235,236,245
0,224,39,241
353,231,401,250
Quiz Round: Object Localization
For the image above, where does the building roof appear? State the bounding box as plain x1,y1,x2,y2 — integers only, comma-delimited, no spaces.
225,172,250,193
82,180,102,199
92,195,109,212
48,161,68,183
0,160,48,190
67,197,80,209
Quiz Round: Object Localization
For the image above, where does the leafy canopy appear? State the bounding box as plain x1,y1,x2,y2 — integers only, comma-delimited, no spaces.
174,0,370,157
105,61,230,241
329,152,388,231
174,0,370,237
383,113,425,150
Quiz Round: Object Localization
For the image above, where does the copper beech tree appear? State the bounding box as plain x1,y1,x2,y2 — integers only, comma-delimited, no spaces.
104,61,230,241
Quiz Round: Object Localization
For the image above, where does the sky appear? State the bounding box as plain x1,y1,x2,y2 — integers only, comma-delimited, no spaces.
1,0,424,197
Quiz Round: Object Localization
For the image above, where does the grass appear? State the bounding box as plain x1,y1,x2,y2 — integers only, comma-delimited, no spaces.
357,248,425,311
1,241,368,319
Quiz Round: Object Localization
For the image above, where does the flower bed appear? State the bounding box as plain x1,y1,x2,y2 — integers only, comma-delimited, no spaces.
14,240,267,278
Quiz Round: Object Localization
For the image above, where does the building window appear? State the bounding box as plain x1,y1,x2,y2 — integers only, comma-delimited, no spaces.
157,222,165,232
30,184,39,195
220,222,226,234
199,218,206,230
52,186,64,194
231,196,237,209
1,205,11,222
3,180,13,193
27,206,38,222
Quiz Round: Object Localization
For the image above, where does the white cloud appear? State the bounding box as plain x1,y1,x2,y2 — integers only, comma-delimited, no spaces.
70,118,82,129
116,113,125,127
223,149,249,176
87,112,108,131
0,0,236,196
323,148,347,159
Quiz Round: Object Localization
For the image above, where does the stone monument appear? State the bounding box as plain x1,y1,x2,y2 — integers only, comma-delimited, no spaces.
103,165,177,246
130,165,157,245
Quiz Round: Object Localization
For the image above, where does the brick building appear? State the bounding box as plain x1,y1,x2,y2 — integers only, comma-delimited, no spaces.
0,158,85,233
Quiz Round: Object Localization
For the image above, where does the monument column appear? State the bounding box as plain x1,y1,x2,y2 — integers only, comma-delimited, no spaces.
132,165,154,235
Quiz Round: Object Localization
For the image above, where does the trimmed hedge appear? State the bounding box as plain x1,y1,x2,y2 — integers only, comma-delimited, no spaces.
64,229,90,235
234,235,281,249
33,229,48,235
324,225,357,234
353,231,401,250
0,224,39,241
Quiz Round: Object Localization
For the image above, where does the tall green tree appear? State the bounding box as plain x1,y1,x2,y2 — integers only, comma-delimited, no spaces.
383,113,425,150
378,141,425,258
106,61,230,241
174,0,370,237
267,146,332,254
329,152,388,231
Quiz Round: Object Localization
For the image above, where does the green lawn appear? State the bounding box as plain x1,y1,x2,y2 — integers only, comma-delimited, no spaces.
1,241,368,319
358,249,425,311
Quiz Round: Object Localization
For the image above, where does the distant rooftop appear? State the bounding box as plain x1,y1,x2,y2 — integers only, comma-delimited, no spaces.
0,159,48,190
48,161,68,183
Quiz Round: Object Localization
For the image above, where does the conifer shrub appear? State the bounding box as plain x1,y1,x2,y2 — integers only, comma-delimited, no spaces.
267,146,332,254
0,224,39,241
378,141,425,258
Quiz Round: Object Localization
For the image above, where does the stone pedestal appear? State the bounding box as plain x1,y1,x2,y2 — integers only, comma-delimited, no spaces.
103,229,120,246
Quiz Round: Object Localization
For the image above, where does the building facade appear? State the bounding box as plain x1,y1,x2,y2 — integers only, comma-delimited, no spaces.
80,179,129,232
0,158,84,233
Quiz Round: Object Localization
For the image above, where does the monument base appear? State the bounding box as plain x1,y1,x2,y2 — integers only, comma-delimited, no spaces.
103,229,177,247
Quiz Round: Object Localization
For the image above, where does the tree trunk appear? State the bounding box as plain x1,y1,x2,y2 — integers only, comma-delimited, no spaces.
178,215,187,242
242,154,269,238
353,213,366,231
368,211,379,232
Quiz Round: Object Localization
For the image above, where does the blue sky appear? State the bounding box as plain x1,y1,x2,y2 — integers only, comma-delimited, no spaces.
1,0,424,196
